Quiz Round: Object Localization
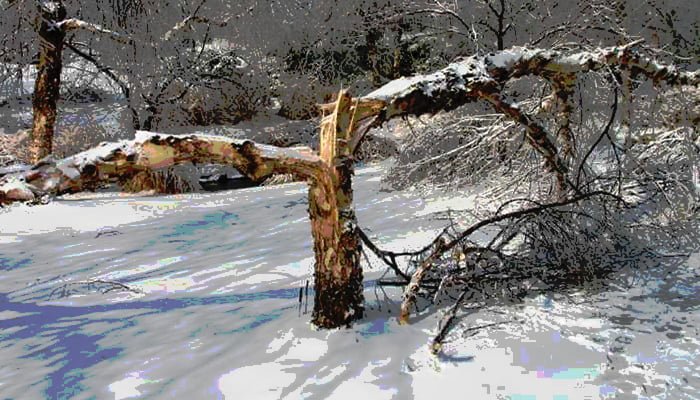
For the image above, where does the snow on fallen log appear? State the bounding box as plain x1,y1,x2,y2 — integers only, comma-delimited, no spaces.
0,131,322,204
364,41,699,119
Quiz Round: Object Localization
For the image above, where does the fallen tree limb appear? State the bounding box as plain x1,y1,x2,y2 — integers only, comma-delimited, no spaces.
360,41,699,192
431,290,475,354
397,190,625,324
0,131,321,204
2,44,695,333
7,43,695,204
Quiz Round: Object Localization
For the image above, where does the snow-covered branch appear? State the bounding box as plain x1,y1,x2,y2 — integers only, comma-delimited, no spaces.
163,15,227,41
363,42,698,119
360,42,698,191
0,132,321,204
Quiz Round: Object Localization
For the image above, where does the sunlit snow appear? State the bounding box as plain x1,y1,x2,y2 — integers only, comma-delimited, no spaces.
1,164,698,399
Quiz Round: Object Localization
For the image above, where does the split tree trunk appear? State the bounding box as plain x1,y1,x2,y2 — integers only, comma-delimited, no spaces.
30,1,67,163
1,92,369,328
307,165,363,327
310,91,364,327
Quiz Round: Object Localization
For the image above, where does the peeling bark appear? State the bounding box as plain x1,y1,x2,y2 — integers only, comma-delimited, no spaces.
312,91,364,327
307,164,364,328
0,130,363,328
2,100,367,328
0,132,321,203
6,43,698,330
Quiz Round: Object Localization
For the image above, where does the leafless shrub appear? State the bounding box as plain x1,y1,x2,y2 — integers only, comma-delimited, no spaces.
53,124,113,159
261,173,299,186
355,132,400,163
153,51,274,130
658,85,700,130
0,111,116,163
0,130,30,164
369,64,699,352
622,127,700,215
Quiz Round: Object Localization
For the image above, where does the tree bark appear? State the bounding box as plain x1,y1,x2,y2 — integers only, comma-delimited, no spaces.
307,163,363,327
30,1,67,163
311,91,364,327
550,74,576,163
495,0,506,50
5,44,698,329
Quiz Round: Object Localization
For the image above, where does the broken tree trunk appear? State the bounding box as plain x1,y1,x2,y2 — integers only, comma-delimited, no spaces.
0,130,363,328
310,91,364,328
4,43,697,328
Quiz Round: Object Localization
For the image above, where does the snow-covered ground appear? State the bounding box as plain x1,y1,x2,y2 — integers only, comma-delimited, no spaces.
1,165,698,399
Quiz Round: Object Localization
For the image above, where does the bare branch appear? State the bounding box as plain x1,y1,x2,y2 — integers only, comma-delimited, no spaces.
398,190,625,324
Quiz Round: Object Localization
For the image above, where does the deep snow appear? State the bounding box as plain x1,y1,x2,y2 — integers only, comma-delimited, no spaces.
0,165,698,399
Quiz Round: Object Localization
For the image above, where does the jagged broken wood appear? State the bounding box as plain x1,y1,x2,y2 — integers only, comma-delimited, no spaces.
0,125,365,328
0,92,379,329
10,43,695,201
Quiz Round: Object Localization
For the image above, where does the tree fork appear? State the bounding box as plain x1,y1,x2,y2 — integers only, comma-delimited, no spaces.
2,91,371,329
7,44,698,329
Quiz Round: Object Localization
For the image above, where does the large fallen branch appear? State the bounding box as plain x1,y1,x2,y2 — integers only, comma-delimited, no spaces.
0,131,321,204
361,48,577,185
360,41,699,191
7,43,695,203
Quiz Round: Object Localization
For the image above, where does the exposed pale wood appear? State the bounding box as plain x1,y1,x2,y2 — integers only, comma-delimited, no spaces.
311,90,364,327
0,132,322,204
8,43,699,329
